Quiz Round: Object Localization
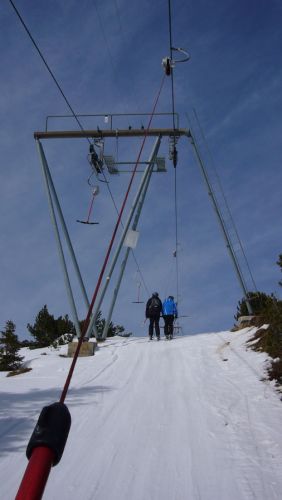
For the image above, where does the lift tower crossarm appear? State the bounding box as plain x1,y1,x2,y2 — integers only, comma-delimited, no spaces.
34,128,190,140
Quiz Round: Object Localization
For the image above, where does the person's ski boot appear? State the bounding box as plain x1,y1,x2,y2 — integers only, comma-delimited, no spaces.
157,336,160,341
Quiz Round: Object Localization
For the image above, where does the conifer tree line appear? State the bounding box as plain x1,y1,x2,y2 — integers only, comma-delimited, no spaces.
277,254,282,287
235,254,282,330
236,254,282,384
1,256,281,374
0,305,127,372
0,320,23,371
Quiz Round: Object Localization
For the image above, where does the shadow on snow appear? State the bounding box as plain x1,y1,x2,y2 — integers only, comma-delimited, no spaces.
0,384,113,457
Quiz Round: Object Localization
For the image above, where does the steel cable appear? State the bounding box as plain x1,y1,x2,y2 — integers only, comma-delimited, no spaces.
9,0,151,302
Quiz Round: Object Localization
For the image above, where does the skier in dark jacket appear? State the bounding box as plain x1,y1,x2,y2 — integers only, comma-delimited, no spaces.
162,296,178,339
145,292,162,340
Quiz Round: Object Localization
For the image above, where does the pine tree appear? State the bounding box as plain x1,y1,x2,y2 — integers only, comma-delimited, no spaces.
277,254,282,287
27,305,127,346
235,291,272,320
0,321,23,371
56,314,75,337
27,305,58,347
108,322,125,337
79,311,103,338
235,256,282,384
79,311,126,339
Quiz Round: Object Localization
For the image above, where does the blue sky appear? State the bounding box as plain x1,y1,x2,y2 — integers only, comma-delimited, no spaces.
1,0,282,340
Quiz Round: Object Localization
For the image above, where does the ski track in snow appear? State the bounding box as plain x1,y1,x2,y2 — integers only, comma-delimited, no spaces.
0,330,281,499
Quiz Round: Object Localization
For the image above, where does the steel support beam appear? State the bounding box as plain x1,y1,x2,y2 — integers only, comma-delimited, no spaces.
36,140,82,337
34,128,190,140
189,132,253,315
37,139,94,336
101,138,161,340
37,140,90,314
85,136,162,339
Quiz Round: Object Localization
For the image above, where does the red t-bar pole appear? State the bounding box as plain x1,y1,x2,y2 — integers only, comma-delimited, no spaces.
15,447,55,500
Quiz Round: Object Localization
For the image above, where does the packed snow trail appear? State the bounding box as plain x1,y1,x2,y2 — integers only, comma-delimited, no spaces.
0,330,281,499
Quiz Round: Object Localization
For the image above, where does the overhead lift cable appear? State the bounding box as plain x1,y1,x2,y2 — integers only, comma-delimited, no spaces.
165,1,190,167
8,0,92,147
92,0,151,295
168,0,177,154
16,73,166,500
165,0,190,310
174,158,180,308
167,0,178,310
9,0,150,303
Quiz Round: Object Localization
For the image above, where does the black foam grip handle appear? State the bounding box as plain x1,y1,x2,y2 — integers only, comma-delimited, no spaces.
26,402,71,466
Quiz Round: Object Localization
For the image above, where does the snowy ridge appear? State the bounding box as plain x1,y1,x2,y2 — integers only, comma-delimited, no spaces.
0,329,281,499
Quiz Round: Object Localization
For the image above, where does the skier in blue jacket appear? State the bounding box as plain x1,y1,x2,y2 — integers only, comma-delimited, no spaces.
162,296,178,339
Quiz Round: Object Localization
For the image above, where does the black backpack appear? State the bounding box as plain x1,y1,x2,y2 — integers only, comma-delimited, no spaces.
148,297,161,314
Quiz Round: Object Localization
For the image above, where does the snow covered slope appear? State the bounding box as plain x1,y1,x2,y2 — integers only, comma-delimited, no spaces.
0,329,281,499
